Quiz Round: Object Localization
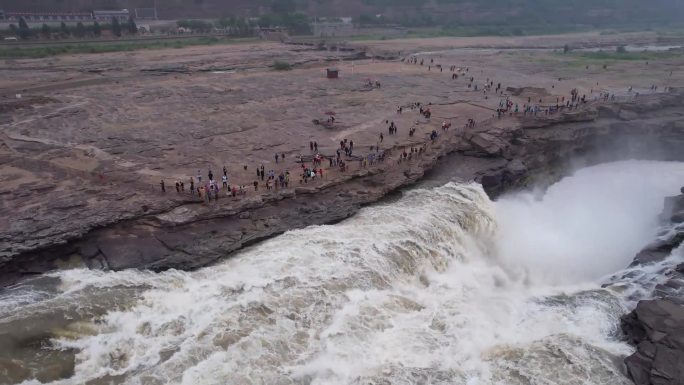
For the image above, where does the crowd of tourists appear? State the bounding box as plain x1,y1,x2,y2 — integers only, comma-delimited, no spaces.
158,53,656,203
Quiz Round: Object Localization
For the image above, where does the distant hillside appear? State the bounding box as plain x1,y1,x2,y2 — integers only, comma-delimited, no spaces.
3,0,684,27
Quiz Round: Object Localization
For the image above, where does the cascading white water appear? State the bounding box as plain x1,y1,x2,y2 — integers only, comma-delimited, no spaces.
495,160,684,285
2,160,684,385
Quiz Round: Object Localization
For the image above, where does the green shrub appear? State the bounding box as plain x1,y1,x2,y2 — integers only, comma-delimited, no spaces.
273,60,292,70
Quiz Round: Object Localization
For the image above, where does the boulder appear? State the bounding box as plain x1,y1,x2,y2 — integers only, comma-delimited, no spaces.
622,299,684,385
506,159,527,176
468,132,508,157
478,170,504,193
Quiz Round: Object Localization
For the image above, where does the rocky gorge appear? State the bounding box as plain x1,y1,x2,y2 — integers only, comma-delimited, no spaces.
620,186,684,385
2,89,684,286
1,87,684,385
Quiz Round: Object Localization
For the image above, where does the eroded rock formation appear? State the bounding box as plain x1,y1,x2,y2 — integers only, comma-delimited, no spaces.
2,89,684,287
621,186,684,385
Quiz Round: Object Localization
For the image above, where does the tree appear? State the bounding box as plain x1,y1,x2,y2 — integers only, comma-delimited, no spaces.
18,17,31,39
60,22,70,36
93,21,102,37
128,16,137,34
111,17,122,37
258,14,276,27
41,24,51,39
216,17,229,29
285,12,311,35
235,17,250,37
74,22,86,38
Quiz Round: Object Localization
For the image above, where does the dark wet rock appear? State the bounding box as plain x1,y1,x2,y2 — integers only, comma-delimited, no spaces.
631,239,680,266
621,300,684,385
629,191,684,267
478,170,504,191
622,186,684,385
506,159,527,176
97,236,170,270
663,195,684,223
676,264,684,274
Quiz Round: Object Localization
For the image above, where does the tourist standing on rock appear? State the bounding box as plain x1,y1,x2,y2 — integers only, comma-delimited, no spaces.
208,170,213,182
160,179,165,193
380,133,384,142
223,166,227,177
180,181,185,192
310,141,314,151
222,174,228,189
254,180,258,191
190,178,195,195
197,170,202,183
175,181,180,193
260,165,265,181
275,153,279,164
314,142,318,152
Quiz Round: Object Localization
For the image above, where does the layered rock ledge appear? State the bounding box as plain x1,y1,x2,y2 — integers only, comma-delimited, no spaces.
2,89,684,286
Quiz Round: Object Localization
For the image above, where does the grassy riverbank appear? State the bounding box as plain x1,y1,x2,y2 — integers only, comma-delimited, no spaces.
0,36,259,59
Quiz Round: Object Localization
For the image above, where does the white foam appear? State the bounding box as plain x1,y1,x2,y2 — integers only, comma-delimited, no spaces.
495,160,684,285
